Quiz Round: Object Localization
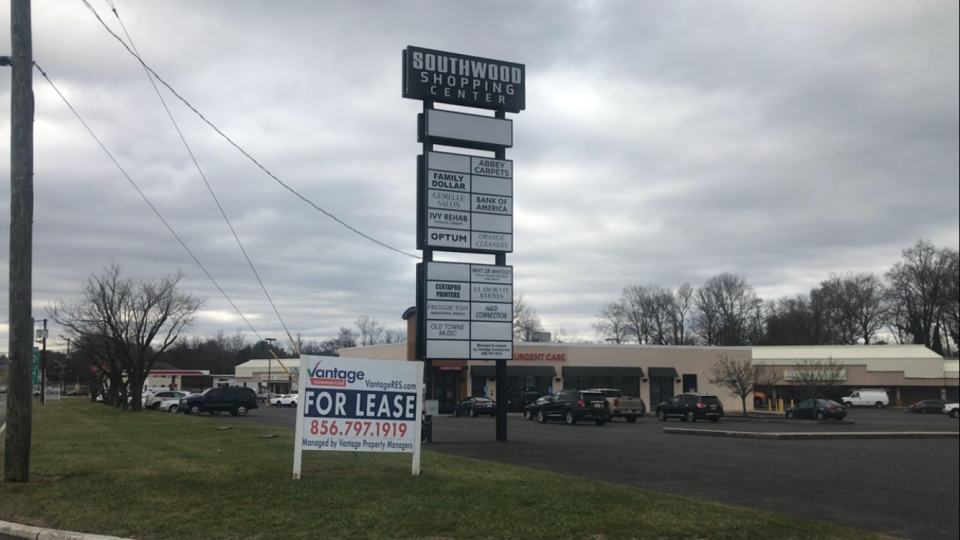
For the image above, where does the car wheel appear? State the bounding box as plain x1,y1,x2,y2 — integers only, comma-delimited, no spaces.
657,411,667,422
626,416,637,423
951,410,959,419
564,411,577,425
595,419,606,427
685,411,696,423
536,410,547,424
786,411,795,419
189,405,202,416
524,409,533,420
844,402,853,409
235,405,249,417
816,411,825,421
452,409,459,417
921,408,928,414
469,409,477,418
169,405,178,414
875,402,884,409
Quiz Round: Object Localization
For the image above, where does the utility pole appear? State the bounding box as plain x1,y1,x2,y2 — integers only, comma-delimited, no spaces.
38,319,47,405
5,0,34,484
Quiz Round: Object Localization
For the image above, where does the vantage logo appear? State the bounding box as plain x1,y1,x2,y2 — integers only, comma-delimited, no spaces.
308,360,365,387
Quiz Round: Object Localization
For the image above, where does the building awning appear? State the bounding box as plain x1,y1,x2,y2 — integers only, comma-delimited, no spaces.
470,366,558,378
562,367,645,378
648,367,679,378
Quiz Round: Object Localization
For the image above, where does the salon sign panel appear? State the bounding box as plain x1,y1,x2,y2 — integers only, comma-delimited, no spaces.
293,356,425,478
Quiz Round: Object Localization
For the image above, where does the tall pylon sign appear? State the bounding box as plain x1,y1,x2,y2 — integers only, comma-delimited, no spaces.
404,47,525,441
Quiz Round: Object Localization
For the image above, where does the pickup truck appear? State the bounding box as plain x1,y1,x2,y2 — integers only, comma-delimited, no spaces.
587,388,646,423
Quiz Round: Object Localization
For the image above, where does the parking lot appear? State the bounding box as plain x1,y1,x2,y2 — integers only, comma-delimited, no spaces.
226,404,958,539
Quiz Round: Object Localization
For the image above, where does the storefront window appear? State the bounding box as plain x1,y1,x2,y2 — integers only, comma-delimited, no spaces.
472,376,488,398
650,377,674,406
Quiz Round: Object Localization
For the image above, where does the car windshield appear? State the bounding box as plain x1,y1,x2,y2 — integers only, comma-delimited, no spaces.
701,396,722,406
581,392,605,401
597,390,620,398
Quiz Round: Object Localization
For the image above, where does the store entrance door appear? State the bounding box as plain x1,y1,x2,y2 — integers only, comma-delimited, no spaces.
432,370,460,415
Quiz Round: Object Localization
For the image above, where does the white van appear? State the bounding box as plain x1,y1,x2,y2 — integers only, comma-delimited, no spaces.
841,390,889,409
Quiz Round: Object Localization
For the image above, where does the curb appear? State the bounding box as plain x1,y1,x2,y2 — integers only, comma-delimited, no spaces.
0,520,133,540
662,428,959,440
720,416,856,425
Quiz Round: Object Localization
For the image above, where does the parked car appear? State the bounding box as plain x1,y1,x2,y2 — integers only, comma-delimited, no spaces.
909,399,948,414
656,393,725,423
257,392,282,404
0,385,7,394
586,388,646,422
785,399,847,421
944,403,959,418
178,386,258,417
158,396,187,413
524,395,552,420
535,390,609,426
452,397,497,417
841,390,889,409
272,394,299,407
144,391,189,410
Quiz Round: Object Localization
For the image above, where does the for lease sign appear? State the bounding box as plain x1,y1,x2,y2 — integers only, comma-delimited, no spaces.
293,356,424,478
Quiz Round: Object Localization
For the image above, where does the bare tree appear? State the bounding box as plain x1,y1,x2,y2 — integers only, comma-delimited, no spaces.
593,302,630,344
552,326,588,344
354,316,385,346
886,240,957,349
382,327,408,344
48,264,202,412
513,294,544,342
707,354,782,416
787,357,845,404
670,283,694,345
317,327,357,357
815,272,888,345
620,285,676,345
694,273,765,346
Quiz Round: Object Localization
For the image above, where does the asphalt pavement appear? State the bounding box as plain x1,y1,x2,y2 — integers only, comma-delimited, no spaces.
226,405,959,540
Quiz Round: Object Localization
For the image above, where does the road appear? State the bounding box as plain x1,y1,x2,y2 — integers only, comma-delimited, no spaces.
224,405,959,540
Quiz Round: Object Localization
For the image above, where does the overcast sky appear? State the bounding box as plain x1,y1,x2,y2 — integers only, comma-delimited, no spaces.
1,0,957,354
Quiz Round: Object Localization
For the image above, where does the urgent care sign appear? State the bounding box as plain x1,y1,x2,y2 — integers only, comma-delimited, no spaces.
293,356,425,478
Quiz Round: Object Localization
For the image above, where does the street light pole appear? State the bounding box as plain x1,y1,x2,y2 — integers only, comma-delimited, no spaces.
264,338,276,406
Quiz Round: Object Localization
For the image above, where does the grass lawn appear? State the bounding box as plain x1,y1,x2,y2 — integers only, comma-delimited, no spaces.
1,401,886,540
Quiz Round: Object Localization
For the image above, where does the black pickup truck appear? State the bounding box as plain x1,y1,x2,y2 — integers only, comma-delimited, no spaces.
535,390,610,426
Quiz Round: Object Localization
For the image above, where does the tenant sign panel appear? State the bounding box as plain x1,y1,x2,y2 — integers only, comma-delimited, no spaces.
420,151,513,254
420,262,513,361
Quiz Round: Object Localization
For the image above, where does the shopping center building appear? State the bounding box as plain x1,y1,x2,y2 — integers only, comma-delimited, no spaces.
224,311,958,414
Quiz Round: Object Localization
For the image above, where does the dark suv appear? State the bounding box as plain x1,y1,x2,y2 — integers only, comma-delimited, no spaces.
178,386,258,417
656,393,724,423
536,390,610,426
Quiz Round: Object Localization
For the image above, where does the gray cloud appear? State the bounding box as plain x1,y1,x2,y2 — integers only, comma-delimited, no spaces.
1,0,956,350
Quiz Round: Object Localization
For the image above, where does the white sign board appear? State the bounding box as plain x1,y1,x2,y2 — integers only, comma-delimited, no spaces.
425,109,513,148
423,151,513,253
293,356,424,478
422,262,513,361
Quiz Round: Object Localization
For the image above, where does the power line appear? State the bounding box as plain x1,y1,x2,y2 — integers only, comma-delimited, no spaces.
81,0,421,260
103,2,295,343
33,61,264,343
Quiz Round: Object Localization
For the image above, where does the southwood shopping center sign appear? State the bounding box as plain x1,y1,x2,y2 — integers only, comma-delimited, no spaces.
405,46,525,362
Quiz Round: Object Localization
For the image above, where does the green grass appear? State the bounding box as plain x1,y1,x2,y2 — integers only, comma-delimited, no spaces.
1,401,887,540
